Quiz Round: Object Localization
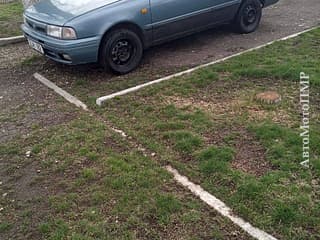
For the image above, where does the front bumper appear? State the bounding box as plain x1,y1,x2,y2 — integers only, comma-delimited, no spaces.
22,23,100,65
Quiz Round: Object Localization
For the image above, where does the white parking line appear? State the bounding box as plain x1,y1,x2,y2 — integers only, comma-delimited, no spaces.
96,26,319,106
33,73,88,111
34,72,278,239
110,127,127,138
0,35,25,46
32,25,318,236
166,166,278,240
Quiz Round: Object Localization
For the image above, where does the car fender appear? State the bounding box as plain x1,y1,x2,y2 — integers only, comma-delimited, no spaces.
66,0,152,41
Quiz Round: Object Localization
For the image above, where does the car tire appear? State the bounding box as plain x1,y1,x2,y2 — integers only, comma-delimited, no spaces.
100,29,143,74
233,0,262,34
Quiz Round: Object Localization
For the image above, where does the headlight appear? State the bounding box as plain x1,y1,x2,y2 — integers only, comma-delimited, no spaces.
46,25,77,40
47,25,62,38
62,27,77,40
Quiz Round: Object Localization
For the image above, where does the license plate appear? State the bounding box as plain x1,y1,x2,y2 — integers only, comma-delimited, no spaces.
28,39,44,54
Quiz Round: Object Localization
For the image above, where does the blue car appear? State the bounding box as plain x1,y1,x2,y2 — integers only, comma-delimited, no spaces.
22,0,279,74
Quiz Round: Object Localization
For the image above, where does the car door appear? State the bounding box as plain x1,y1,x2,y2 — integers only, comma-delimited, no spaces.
150,0,216,43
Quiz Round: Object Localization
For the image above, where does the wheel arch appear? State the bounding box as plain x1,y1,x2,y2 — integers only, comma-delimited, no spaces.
259,0,266,7
98,22,146,63
240,0,264,7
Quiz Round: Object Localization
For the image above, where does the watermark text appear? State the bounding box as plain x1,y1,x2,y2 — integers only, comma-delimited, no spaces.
300,72,310,168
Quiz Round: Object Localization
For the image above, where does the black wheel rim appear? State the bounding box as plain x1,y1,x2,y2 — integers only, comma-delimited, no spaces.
243,5,257,26
111,39,136,65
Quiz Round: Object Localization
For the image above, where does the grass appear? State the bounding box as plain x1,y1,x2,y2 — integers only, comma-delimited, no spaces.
20,55,43,66
164,130,203,154
0,222,12,233
1,21,319,239
197,146,234,175
0,114,251,239
97,28,320,239
0,1,23,38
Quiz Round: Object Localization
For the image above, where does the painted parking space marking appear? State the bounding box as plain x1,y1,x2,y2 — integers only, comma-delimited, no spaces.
33,73,88,111
0,35,25,46
166,166,278,240
33,27,318,238
33,72,279,240
33,73,130,137
96,26,319,106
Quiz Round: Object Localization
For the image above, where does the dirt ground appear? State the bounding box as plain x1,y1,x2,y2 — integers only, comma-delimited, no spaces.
1,0,319,70
0,0,318,105
0,66,78,143
0,0,319,239
0,0,318,201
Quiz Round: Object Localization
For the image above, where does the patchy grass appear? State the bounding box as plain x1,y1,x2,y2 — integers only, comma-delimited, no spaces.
210,30,320,85
20,55,43,66
99,28,320,239
164,130,203,154
0,115,252,240
0,222,12,233
0,1,23,37
1,20,319,240
197,146,234,175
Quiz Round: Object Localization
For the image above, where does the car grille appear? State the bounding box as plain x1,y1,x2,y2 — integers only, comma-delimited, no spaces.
25,17,47,34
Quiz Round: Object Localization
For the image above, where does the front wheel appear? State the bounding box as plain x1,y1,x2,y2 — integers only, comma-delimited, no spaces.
233,0,262,34
100,29,143,74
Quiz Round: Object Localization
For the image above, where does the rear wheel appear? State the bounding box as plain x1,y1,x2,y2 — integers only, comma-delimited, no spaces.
100,29,143,74
234,0,262,34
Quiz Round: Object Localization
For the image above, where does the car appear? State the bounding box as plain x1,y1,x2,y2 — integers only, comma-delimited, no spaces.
22,0,279,74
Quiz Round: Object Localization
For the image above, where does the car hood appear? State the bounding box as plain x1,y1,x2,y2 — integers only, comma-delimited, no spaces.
25,0,120,26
